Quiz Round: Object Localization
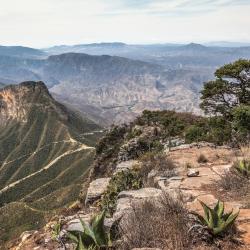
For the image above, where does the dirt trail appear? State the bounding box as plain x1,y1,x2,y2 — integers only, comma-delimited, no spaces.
0,144,94,194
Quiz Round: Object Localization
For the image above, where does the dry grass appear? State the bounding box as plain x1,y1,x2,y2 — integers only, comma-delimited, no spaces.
115,193,242,250
117,194,191,250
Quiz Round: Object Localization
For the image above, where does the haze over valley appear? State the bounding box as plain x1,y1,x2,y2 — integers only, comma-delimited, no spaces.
0,43,250,124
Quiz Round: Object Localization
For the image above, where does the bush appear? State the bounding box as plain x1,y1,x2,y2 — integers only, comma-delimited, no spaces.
197,154,208,163
100,169,143,216
139,152,176,186
232,105,250,141
219,167,249,200
185,125,206,143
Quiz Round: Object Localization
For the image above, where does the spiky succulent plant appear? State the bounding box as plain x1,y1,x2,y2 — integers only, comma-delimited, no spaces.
235,159,250,177
67,210,111,250
196,200,239,236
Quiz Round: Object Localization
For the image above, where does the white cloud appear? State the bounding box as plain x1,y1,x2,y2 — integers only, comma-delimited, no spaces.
0,0,249,47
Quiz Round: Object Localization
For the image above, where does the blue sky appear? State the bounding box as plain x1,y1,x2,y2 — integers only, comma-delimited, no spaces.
0,0,250,47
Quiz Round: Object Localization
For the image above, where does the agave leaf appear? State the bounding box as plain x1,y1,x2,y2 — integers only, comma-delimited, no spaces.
222,210,233,221
91,210,108,246
224,210,240,229
214,200,224,218
199,200,211,224
212,221,226,235
67,231,81,243
207,209,216,229
193,212,207,225
79,217,97,247
76,234,87,250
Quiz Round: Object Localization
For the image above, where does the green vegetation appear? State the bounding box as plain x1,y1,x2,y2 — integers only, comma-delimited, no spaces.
67,210,111,250
100,169,143,215
51,221,61,241
0,202,46,247
232,105,250,141
196,200,239,236
234,159,250,177
0,82,102,247
200,59,250,118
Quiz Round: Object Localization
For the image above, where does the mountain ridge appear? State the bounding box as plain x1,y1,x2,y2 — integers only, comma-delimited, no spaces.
0,81,102,246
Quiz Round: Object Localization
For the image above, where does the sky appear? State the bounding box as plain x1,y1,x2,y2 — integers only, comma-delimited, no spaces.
0,0,250,48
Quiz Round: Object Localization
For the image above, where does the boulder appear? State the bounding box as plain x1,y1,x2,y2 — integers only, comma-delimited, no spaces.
85,178,110,205
187,168,199,177
111,188,163,225
63,214,92,232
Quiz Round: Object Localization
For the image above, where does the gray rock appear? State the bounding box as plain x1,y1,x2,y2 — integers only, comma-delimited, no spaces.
85,178,110,205
64,214,92,232
114,160,140,174
187,169,199,177
118,188,163,199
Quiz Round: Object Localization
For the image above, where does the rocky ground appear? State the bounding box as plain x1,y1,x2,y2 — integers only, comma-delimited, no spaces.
9,143,250,250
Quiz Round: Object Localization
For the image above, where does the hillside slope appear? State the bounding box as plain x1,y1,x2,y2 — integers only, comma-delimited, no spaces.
0,81,102,246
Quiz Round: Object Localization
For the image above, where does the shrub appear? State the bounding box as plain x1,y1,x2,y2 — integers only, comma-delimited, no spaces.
195,200,239,236
232,105,250,139
185,125,205,143
139,152,176,186
197,154,208,163
100,169,143,215
67,210,111,250
117,194,190,250
219,170,248,193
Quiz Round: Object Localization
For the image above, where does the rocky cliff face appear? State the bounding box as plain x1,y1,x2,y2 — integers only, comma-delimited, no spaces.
0,81,102,247
0,82,49,125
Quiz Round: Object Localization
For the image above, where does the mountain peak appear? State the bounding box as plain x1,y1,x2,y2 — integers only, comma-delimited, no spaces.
0,81,56,125
184,43,207,49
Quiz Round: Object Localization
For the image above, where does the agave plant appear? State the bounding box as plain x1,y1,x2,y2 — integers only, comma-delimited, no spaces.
196,200,239,236
235,159,250,177
67,210,111,250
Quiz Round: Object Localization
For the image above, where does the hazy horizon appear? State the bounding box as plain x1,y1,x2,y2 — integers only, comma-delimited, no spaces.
0,0,250,48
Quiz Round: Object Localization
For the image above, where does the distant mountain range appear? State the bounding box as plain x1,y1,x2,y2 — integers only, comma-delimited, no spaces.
0,81,102,245
0,43,250,124
0,45,46,59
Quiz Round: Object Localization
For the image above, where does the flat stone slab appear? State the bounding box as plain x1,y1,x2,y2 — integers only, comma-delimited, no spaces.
235,209,250,222
238,223,250,248
118,188,163,199
85,177,110,205
187,194,218,212
187,194,242,214
212,164,231,176
114,160,140,174
180,167,220,190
